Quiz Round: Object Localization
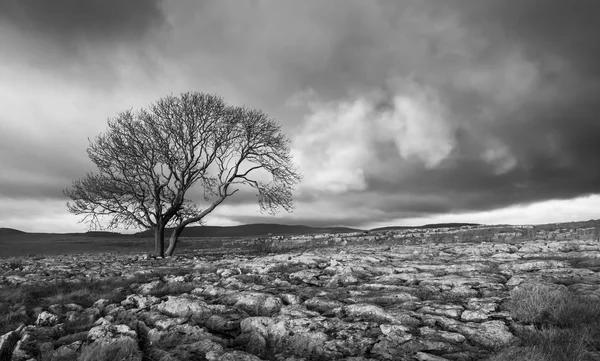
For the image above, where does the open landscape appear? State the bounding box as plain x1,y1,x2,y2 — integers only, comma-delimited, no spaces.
2,220,600,361
2,1,600,361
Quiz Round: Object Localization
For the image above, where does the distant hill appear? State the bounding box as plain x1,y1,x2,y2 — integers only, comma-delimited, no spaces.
368,226,411,232
0,228,27,236
136,223,363,238
370,223,480,232
1,223,482,238
68,231,123,237
421,223,480,229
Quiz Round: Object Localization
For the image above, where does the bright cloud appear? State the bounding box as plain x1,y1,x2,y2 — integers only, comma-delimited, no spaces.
376,81,455,168
291,80,455,193
291,96,374,193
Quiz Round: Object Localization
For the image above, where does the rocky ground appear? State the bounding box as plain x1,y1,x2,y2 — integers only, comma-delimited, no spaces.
1,223,600,360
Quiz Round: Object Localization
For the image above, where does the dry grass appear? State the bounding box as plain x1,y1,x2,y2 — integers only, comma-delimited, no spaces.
0,272,174,334
488,346,553,361
268,262,305,274
489,326,600,361
0,266,200,343
7,259,24,270
491,282,600,361
505,283,567,325
143,282,195,298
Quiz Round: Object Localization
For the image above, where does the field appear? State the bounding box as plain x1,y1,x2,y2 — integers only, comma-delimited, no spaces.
0,223,365,259
0,233,228,259
1,221,600,361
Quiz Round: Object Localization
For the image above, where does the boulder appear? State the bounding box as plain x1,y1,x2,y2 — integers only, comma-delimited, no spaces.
88,323,137,343
121,294,161,309
0,327,23,361
213,350,265,361
35,311,59,327
138,280,163,295
154,296,212,322
457,321,517,349
343,304,395,323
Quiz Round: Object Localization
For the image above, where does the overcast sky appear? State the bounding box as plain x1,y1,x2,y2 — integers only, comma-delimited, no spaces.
1,0,599,232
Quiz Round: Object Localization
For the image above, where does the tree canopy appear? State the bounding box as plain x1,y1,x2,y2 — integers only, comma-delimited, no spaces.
65,92,301,256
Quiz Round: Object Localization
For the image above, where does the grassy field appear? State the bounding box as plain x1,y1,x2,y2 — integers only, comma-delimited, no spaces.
0,233,242,258
490,283,600,361
0,234,152,258
0,222,365,259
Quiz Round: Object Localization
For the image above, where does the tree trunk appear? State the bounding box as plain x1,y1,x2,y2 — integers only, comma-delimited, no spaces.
165,196,226,256
165,225,185,256
154,222,165,257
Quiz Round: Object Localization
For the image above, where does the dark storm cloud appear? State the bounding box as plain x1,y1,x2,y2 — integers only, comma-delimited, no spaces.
179,0,600,224
454,0,600,77
160,1,437,112
0,0,167,85
303,0,600,223
441,0,600,211
0,0,166,47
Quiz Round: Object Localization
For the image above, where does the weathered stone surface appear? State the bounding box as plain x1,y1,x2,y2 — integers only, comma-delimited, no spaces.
304,297,344,314
500,260,569,273
279,293,302,305
51,341,82,360
154,296,212,321
205,314,242,335
137,280,163,295
419,327,466,343
87,323,137,343
415,352,451,361
122,294,161,309
457,321,517,349
418,304,464,319
214,350,265,361
1,222,599,360
232,292,283,316
0,327,23,361
460,310,489,322
35,311,59,326
343,304,395,323
289,269,322,285
171,338,225,360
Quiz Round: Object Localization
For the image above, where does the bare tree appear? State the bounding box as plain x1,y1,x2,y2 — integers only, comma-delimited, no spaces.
65,92,301,257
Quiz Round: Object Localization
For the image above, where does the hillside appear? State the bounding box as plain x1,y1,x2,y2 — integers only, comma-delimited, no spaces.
136,223,362,238
369,222,480,232
67,231,124,237
0,228,26,236
0,223,485,238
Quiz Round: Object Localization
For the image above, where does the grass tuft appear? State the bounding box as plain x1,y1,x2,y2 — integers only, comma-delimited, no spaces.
504,283,567,325
491,282,600,361
8,259,24,270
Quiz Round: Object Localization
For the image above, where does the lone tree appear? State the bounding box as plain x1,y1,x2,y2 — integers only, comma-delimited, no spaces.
65,92,301,257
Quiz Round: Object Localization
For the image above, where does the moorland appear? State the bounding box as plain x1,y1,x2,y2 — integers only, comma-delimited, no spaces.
1,220,600,361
